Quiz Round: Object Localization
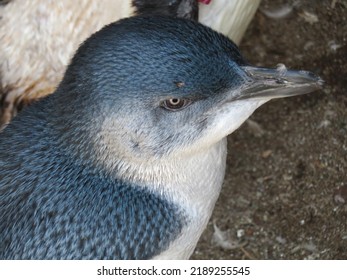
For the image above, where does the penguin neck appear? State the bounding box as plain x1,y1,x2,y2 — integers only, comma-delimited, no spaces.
96,137,228,218
97,137,228,259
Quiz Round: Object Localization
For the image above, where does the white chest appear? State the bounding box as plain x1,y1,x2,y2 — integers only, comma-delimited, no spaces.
152,139,228,259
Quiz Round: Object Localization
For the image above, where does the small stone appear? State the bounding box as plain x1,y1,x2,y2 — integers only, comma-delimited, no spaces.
237,229,245,238
262,150,272,158
333,185,347,204
276,236,287,244
299,11,319,24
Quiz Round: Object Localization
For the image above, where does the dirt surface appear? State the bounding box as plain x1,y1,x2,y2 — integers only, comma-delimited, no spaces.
193,0,347,259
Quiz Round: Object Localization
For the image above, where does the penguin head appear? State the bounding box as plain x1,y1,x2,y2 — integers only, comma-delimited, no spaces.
53,16,322,164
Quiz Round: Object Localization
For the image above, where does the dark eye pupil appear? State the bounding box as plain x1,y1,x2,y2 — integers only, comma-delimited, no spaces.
170,98,180,105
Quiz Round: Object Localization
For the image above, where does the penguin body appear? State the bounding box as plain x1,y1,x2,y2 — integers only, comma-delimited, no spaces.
0,16,321,259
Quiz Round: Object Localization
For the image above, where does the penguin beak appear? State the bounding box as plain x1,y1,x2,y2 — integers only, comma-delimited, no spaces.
237,64,324,100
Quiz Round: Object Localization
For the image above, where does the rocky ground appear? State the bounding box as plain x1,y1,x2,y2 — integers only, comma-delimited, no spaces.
193,0,347,259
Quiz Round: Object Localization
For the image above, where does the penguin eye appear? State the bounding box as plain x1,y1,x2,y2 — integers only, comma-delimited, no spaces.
162,98,190,111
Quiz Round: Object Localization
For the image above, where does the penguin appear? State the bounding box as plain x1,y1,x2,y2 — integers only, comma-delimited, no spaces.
0,0,260,127
0,16,322,259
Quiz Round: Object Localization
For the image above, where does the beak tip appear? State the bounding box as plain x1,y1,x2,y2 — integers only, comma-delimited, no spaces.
298,69,324,88
239,65,325,99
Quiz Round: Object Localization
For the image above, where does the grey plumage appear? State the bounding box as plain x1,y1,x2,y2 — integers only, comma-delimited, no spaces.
0,16,322,259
